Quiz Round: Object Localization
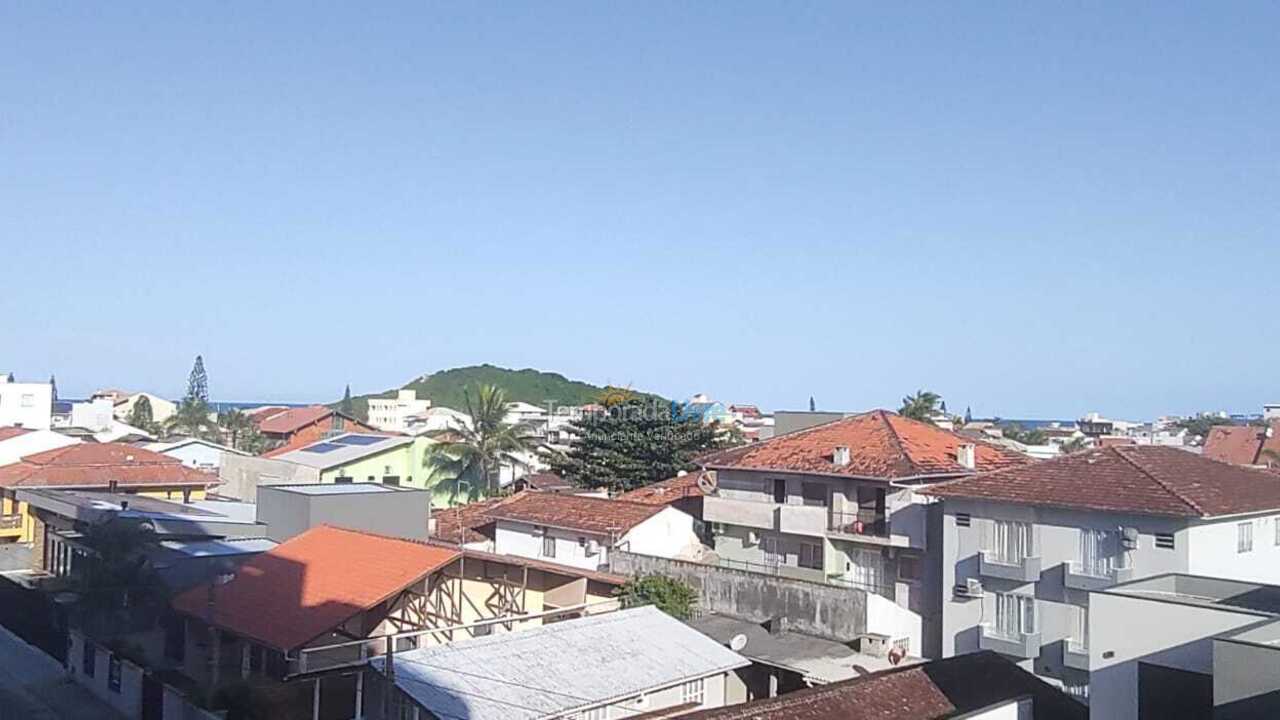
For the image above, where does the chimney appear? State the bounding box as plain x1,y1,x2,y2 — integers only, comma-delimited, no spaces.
833,446,851,467
956,443,976,470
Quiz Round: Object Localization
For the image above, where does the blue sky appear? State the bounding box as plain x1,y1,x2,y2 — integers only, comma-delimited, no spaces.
2,3,1277,419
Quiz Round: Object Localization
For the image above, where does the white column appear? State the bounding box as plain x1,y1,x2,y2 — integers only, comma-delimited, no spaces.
354,672,364,720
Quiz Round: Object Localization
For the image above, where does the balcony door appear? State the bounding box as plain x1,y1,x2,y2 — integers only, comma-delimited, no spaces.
990,520,1033,564
994,592,1035,638
1079,529,1120,576
771,479,787,504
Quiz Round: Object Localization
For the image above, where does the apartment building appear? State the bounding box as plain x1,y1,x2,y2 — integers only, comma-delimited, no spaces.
366,389,431,432
0,373,53,430
701,409,1031,658
926,445,1280,705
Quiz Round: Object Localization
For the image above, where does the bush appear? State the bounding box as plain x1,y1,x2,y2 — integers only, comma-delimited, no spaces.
617,574,698,620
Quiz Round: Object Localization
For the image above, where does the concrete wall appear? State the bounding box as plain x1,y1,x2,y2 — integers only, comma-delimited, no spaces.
0,380,52,429
772,411,848,436
1186,514,1280,584
68,630,145,718
494,520,611,571
610,551,873,642
621,507,702,560
256,485,430,543
318,444,419,486
218,454,320,500
1213,637,1280,718
1088,591,1266,720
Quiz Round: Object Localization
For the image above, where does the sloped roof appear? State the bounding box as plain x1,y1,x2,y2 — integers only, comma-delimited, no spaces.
1203,424,1280,467
0,427,33,442
485,492,667,535
255,405,344,434
372,606,748,720
703,410,1030,480
618,471,710,506
270,434,411,470
680,651,1086,720
925,445,1280,518
431,495,515,545
171,526,458,651
0,443,217,489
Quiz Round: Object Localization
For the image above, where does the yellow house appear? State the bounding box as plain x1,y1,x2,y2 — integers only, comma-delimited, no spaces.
0,442,217,544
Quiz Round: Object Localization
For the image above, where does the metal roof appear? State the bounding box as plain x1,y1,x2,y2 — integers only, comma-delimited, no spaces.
372,606,749,720
272,434,412,470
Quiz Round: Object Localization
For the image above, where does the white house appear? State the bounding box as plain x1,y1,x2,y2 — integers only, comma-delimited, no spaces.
0,427,80,466
486,492,706,572
143,437,246,472
926,445,1280,705
404,406,471,435
0,374,53,430
366,389,432,433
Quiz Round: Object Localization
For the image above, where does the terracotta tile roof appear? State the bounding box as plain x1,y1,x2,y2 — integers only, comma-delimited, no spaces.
172,525,459,651
703,410,1030,480
682,652,1085,720
1202,424,1280,467
0,426,33,442
254,405,340,434
618,471,711,506
925,445,1280,518
0,443,217,489
431,495,512,545
516,472,574,491
485,492,666,535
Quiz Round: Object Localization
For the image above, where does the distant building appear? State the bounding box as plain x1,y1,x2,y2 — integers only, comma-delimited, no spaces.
366,389,431,433
249,405,379,452
0,427,79,467
1204,422,1280,468
112,391,177,425
143,437,246,472
256,483,430,543
219,433,419,501
0,373,53,430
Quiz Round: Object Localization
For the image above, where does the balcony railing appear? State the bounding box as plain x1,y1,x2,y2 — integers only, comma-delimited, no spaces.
1064,560,1133,590
1064,638,1089,670
978,624,1041,659
827,509,889,538
979,551,1042,582
0,515,22,531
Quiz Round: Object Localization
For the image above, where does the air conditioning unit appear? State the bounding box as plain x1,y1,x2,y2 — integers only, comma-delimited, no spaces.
585,540,601,556
955,578,984,598
747,530,760,546
1121,527,1139,549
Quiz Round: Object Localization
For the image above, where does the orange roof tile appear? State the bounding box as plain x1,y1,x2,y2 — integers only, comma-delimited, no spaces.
925,445,1280,518
0,426,33,442
704,410,1030,480
0,443,217,489
254,406,341,434
618,471,711,506
172,526,459,651
486,492,666,535
1203,425,1269,466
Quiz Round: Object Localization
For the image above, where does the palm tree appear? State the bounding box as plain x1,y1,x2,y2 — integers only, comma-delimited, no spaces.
218,409,266,452
899,390,942,423
422,384,537,504
165,398,219,441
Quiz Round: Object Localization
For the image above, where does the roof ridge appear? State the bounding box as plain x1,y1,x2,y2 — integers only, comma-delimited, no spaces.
701,410,884,465
1111,446,1206,516
878,410,917,472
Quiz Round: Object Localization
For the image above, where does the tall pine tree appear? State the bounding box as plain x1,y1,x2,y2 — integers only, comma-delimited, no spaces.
339,384,354,416
49,375,57,401
186,356,209,403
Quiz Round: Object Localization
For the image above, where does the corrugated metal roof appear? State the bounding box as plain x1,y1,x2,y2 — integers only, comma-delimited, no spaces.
373,606,748,720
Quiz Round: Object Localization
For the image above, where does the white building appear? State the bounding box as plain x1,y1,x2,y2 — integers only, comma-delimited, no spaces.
366,389,431,433
0,374,53,430
404,406,471,435
113,392,177,425
143,437,246,472
487,492,705,572
928,445,1280,705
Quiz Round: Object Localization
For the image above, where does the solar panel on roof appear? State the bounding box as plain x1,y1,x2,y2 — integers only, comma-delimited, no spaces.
302,442,344,453
332,435,385,446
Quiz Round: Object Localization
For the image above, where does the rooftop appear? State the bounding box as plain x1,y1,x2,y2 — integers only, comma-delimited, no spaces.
254,405,365,435
618,471,711,506
1100,573,1280,616
680,651,1086,720
171,525,458,651
271,433,411,470
485,491,667,535
925,445,1280,518
1203,423,1279,467
430,494,515,545
703,410,1030,480
269,483,412,496
0,443,218,489
371,606,748,720
0,426,33,442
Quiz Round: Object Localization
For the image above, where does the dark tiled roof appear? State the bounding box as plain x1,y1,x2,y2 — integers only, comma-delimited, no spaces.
925,445,1280,518
0,443,217,489
172,526,458,651
703,410,1030,480
431,495,514,545
485,492,666,535
517,472,574,491
681,652,1085,720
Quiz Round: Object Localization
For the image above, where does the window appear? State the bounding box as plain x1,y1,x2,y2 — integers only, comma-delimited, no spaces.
993,592,1035,638
799,541,823,570
20,394,33,407
987,520,1034,564
473,623,493,637
382,476,400,486
898,555,921,582
334,476,353,484
1238,522,1254,553
681,678,706,706
771,478,786,504
1276,518,1280,546
760,536,782,566
107,654,122,693
1070,605,1089,650
847,548,886,592
956,513,971,527
1078,529,1122,576
1155,532,1175,550
801,482,827,508
82,641,96,677
542,534,556,558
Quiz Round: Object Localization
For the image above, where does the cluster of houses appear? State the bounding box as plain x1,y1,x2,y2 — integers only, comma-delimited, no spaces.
4,370,1280,718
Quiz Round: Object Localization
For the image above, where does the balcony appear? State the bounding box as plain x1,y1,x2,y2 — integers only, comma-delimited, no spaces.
703,496,777,531
1063,639,1089,670
979,552,1042,583
827,509,889,540
1064,560,1134,591
979,625,1041,659
777,504,827,537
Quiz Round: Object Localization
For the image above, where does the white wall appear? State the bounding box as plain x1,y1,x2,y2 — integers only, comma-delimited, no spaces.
71,398,115,432
494,520,612,571
622,507,702,561
158,442,230,471
68,630,145,718
867,591,924,656
1186,514,1280,584
0,380,52,430
0,429,79,465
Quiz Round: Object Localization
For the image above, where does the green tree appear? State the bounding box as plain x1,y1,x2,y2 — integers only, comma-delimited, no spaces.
74,521,166,620
126,395,159,434
899,390,942,423
187,355,210,403
546,399,722,492
218,409,269,453
421,384,538,504
339,384,355,416
617,574,697,619
1174,414,1241,440
1002,423,1048,445
1060,436,1089,454
166,399,219,440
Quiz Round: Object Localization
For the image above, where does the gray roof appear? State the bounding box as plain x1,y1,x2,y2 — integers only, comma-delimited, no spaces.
371,606,748,720
1102,573,1280,615
272,433,412,470
271,483,406,496
688,614,919,683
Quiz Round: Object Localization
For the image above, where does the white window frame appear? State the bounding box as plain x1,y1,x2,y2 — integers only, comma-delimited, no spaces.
987,519,1034,565
992,592,1036,639
1238,522,1254,554
798,541,823,570
1274,517,1280,547
681,678,706,707
1069,604,1088,650
542,533,556,559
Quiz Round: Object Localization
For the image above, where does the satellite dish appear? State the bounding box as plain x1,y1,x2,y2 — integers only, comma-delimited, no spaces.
696,472,718,495
729,633,748,652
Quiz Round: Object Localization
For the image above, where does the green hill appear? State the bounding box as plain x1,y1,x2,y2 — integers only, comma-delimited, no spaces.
346,364,665,419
